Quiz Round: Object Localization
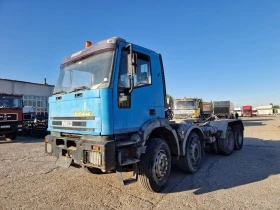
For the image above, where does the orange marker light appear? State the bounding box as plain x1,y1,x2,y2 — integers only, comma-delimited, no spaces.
92,145,101,151
45,137,49,143
85,41,92,48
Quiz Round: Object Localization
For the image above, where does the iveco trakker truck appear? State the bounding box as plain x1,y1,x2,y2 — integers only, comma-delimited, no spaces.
45,37,244,192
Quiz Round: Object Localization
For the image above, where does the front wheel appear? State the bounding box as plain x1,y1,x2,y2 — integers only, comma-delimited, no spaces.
138,138,171,192
177,132,202,173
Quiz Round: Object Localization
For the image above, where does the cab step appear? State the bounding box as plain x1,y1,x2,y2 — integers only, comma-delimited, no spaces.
119,158,139,166
116,164,138,185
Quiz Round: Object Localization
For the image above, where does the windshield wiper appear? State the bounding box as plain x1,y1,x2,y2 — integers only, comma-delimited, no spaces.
53,90,67,95
68,86,90,93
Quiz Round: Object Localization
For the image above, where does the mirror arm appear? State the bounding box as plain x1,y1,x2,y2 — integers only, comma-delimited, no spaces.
129,75,134,94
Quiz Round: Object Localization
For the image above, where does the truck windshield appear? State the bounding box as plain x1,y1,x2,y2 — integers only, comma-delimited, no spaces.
0,96,23,108
174,101,195,109
54,50,115,94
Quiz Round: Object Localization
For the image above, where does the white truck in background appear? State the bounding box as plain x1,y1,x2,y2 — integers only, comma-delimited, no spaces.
234,107,242,117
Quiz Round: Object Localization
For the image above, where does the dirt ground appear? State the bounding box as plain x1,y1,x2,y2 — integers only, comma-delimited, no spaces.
0,116,280,209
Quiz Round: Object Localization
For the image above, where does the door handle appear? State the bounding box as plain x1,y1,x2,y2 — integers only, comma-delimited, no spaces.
149,109,156,116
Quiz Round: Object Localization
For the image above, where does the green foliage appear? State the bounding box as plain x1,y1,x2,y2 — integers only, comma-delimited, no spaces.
270,103,279,109
166,94,174,108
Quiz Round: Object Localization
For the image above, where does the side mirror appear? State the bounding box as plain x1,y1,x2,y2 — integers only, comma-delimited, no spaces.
125,44,136,93
125,44,136,75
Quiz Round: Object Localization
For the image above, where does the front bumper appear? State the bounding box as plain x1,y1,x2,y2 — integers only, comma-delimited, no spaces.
0,122,22,135
45,135,116,171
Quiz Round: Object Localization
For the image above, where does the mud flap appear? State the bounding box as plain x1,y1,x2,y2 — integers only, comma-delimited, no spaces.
116,163,138,185
55,156,73,168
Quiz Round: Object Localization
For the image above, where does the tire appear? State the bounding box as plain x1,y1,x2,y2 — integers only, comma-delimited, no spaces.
234,126,244,150
210,140,219,154
6,132,16,140
177,132,202,173
218,127,234,156
138,138,171,192
84,167,104,174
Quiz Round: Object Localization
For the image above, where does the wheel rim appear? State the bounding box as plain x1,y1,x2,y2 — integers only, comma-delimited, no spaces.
190,139,201,165
153,150,168,180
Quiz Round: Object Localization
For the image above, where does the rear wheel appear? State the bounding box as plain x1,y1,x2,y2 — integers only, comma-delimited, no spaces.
218,127,234,156
210,140,219,154
138,138,171,192
234,126,244,150
177,132,202,173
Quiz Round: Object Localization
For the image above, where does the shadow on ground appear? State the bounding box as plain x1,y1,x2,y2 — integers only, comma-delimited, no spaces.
241,117,274,127
0,136,44,144
162,137,280,195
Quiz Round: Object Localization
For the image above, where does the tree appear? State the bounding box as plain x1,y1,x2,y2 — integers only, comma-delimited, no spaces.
270,103,279,109
166,94,174,108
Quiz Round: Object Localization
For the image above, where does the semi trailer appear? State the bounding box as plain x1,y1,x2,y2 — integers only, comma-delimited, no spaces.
213,101,234,119
202,101,213,118
45,37,244,192
242,105,253,117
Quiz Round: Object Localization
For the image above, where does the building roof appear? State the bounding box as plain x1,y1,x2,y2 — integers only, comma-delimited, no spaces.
0,78,54,87
255,105,273,110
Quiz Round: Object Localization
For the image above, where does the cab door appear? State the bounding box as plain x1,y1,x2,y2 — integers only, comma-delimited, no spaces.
113,44,160,134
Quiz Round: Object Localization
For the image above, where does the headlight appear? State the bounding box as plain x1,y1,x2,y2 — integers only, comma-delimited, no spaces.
88,151,102,166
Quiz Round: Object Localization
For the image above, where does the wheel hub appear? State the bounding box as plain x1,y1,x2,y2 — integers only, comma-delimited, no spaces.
190,141,200,162
154,150,168,179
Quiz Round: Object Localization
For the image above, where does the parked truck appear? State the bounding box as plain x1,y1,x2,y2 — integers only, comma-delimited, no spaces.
202,101,213,118
252,107,258,116
242,105,253,117
172,97,202,119
45,37,244,192
173,98,213,120
22,106,49,137
234,107,242,117
0,93,23,140
213,101,234,119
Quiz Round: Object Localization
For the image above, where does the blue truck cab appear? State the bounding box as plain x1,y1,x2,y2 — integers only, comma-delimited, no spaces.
45,37,244,192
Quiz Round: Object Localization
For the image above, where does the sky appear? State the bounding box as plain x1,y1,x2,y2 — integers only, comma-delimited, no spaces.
0,0,279,107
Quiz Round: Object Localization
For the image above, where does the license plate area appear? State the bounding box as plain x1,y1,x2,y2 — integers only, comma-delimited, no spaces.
62,121,73,127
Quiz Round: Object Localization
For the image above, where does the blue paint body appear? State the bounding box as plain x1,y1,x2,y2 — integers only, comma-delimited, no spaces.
48,39,165,136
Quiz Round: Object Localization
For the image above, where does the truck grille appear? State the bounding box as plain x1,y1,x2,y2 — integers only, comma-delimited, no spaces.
50,126,94,132
0,113,17,121
52,121,86,126
50,117,94,120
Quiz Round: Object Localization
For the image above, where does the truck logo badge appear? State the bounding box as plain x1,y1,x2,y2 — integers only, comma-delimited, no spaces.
74,111,93,117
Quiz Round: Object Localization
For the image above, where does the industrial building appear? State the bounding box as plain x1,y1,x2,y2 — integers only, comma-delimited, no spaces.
254,105,273,115
0,78,54,114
